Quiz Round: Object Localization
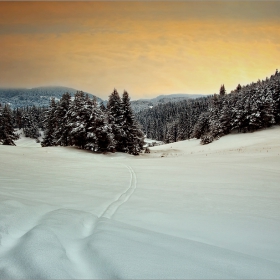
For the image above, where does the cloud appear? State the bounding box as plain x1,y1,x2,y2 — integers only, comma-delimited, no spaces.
0,2,279,99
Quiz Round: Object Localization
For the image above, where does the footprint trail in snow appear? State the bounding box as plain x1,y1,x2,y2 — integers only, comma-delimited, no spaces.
100,164,137,219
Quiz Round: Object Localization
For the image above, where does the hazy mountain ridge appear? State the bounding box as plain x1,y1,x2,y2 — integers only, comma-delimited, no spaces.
0,88,204,110
0,86,102,108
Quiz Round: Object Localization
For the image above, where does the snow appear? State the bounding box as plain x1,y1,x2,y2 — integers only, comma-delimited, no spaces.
1,127,280,279
144,138,164,147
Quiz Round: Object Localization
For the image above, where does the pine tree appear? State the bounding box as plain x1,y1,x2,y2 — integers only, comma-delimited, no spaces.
191,112,210,139
54,92,72,146
177,113,187,141
0,104,18,145
219,96,233,135
41,98,57,147
22,106,40,139
219,84,226,96
165,121,179,143
13,108,23,129
89,98,115,152
236,84,242,92
107,89,125,152
122,90,144,155
66,91,89,149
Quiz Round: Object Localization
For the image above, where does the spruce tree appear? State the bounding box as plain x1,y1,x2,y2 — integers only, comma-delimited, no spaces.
191,111,210,139
122,90,144,155
219,84,226,96
54,92,72,146
0,104,18,145
66,91,88,149
86,98,115,152
236,84,242,92
22,106,40,139
41,98,57,147
107,89,125,152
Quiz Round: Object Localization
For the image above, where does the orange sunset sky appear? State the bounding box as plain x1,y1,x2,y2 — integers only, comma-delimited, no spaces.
0,1,280,99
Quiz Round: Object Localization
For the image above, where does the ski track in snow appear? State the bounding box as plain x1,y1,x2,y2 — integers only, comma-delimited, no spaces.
100,164,137,219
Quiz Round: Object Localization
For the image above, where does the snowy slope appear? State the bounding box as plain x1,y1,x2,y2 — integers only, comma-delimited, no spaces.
0,127,280,279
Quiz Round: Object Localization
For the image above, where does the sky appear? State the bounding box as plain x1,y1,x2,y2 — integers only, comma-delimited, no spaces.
0,1,280,100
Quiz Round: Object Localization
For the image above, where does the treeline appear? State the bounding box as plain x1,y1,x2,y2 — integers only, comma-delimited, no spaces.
0,90,144,155
41,90,144,155
193,70,280,144
136,70,280,144
0,105,46,145
2,70,280,148
135,96,211,143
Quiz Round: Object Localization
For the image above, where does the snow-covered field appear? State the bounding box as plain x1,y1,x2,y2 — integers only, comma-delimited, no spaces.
1,127,280,279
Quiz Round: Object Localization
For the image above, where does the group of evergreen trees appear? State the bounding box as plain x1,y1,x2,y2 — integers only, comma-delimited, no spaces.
41,90,144,155
193,70,280,144
136,70,280,145
0,104,46,145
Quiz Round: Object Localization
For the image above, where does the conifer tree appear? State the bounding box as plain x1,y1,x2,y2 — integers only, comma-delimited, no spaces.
219,84,226,96
66,91,88,149
41,98,57,147
122,90,144,154
22,106,40,139
0,104,18,145
86,98,115,152
191,111,210,139
236,84,242,92
54,92,71,146
107,89,125,152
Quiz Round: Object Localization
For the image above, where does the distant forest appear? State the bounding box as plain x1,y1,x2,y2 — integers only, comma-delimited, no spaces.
136,70,280,144
0,86,101,108
1,70,280,149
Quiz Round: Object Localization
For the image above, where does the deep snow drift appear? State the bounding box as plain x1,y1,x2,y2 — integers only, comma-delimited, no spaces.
0,127,280,279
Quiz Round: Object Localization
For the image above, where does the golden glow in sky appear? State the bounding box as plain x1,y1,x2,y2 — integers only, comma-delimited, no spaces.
0,1,280,99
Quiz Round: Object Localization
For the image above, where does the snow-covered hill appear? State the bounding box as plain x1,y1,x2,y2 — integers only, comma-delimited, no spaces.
0,86,102,108
0,127,280,279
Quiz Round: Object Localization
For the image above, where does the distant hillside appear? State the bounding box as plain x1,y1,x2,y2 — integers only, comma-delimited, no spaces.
135,70,280,144
0,86,102,108
131,93,205,113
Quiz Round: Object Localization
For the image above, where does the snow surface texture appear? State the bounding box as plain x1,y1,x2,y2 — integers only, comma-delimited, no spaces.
1,127,280,279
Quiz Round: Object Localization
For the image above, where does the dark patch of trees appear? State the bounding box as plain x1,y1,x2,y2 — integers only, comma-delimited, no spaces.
136,70,280,145
41,90,144,155
135,96,211,143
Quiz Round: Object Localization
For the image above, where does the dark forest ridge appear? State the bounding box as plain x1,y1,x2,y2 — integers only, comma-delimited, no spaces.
0,86,102,108
130,93,205,113
139,93,205,101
